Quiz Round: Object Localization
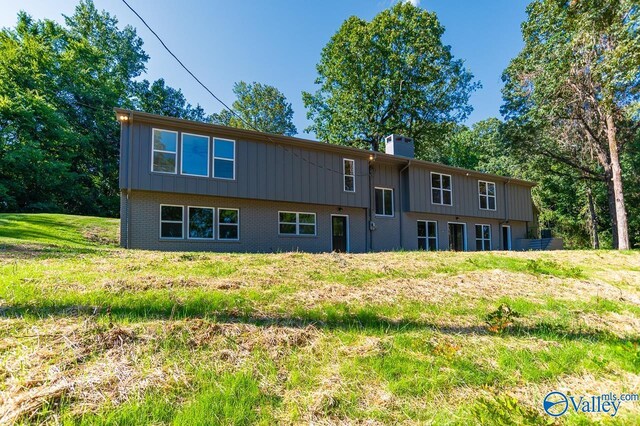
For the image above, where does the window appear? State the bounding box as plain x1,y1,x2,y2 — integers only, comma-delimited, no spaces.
478,181,496,210
418,220,438,251
160,205,183,239
218,208,239,240
181,133,209,176
213,138,235,179
374,188,394,216
431,172,452,206
343,159,355,192
188,207,214,239
279,212,316,236
475,224,491,251
152,129,178,173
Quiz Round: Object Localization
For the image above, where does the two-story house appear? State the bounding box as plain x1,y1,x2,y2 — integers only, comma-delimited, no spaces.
116,108,538,253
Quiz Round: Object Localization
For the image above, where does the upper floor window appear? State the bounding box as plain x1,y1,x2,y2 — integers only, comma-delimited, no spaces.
431,172,452,206
181,133,209,177
160,205,183,239
475,224,491,251
374,187,394,217
279,211,316,236
478,181,496,210
152,129,178,173
343,159,355,192
213,138,235,179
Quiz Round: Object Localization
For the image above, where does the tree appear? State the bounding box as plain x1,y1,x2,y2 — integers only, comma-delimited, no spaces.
302,2,479,156
132,78,207,121
210,81,297,136
502,0,639,249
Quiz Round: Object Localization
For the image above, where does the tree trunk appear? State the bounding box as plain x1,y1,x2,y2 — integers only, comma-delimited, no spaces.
605,113,629,250
605,174,619,249
586,185,600,249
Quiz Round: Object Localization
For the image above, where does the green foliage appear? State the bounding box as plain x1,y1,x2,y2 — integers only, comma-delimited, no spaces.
210,81,297,136
471,395,554,425
302,2,479,154
485,304,520,333
131,78,207,121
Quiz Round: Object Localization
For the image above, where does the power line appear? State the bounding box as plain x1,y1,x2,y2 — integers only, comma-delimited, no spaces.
120,0,373,177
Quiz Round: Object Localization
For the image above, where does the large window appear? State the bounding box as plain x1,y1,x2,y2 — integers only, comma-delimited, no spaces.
418,220,438,251
374,187,394,216
188,207,214,239
475,224,491,251
343,159,355,192
152,129,178,173
431,172,452,206
478,180,496,211
279,212,316,236
181,133,209,176
213,138,235,179
218,209,239,240
160,205,183,239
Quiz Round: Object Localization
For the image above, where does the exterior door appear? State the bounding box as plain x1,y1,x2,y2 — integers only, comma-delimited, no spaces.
502,225,511,250
332,216,348,252
448,223,466,251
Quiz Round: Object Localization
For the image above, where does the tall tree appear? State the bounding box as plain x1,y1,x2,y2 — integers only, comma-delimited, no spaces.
210,81,297,136
302,2,479,156
502,0,639,249
132,78,207,121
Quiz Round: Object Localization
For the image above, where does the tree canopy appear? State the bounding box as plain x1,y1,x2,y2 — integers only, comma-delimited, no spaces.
303,2,479,155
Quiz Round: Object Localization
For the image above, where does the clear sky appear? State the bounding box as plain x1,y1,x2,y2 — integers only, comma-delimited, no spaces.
0,0,529,137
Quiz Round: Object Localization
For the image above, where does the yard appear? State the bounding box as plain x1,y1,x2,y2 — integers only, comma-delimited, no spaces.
0,214,639,424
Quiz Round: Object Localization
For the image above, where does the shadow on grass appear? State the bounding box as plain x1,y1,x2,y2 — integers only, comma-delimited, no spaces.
0,302,629,344
0,243,110,259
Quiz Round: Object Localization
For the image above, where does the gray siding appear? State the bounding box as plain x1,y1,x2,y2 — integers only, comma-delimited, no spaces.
407,167,533,222
122,122,369,209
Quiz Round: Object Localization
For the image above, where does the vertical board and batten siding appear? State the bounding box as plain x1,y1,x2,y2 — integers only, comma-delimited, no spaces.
123,122,370,209
407,167,533,222
370,162,402,250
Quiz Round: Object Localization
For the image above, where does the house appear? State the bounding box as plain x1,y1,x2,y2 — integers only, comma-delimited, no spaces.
115,108,544,253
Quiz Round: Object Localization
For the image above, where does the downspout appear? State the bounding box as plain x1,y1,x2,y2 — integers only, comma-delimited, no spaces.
398,160,411,249
502,179,510,249
126,111,133,249
368,156,374,251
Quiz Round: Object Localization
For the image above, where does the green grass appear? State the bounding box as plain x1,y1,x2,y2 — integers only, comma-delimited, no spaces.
1,213,639,425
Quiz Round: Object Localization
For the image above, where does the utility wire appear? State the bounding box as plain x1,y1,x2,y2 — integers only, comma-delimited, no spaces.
120,0,373,177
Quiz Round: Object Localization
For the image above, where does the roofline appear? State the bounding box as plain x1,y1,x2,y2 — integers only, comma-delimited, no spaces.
114,108,536,187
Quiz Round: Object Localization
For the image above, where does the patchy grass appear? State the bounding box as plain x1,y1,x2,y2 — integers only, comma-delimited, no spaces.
1,213,639,425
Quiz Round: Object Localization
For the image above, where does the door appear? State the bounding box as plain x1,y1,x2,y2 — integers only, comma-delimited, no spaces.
502,225,511,250
448,223,466,251
332,216,348,252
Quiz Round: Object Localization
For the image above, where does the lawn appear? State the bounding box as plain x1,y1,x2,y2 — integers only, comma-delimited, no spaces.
1,213,639,425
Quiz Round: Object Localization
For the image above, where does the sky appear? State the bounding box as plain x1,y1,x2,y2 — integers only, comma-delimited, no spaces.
0,0,530,138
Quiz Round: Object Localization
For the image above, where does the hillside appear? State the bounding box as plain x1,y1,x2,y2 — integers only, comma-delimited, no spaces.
1,214,639,425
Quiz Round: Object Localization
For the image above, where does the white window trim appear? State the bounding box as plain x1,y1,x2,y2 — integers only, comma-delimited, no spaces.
475,224,492,251
159,204,184,240
447,221,467,251
151,128,178,174
417,220,438,251
212,137,236,180
180,132,210,177
502,225,512,250
343,158,355,192
278,211,317,236
374,187,395,217
187,206,215,240
478,180,497,211
430,172,453,206
218,208,240,241
331,214,350,252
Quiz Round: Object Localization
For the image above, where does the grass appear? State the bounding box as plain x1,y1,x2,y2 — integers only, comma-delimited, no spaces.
1,213,639,425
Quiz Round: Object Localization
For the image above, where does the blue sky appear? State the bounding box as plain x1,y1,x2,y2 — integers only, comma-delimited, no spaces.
0,0,529,137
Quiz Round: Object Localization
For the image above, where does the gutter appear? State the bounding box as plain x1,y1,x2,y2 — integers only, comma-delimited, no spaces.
398,159,412,248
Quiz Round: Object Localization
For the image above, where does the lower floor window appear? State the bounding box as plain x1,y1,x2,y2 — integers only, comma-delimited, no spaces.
188,207,214,239
418,220,437,250
160,205,183,238
475,224,491,251
218,208,239,240
279,211,316,235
